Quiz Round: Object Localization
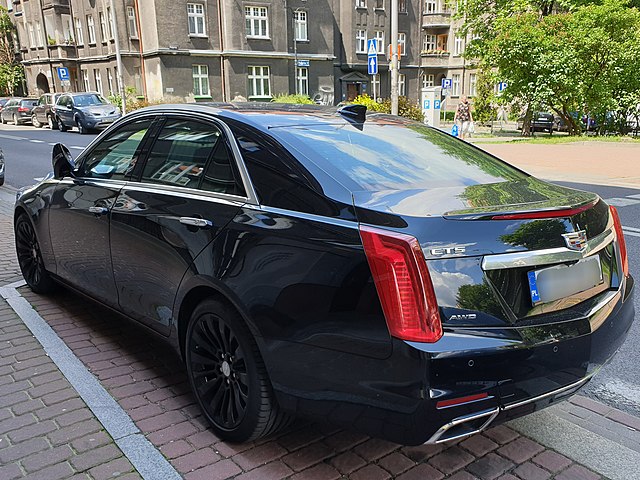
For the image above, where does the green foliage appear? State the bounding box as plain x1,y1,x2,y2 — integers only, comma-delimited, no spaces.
271,93,315,104
473,66,496,124
0,6,24,96
351,94,424,122
107,86,179,112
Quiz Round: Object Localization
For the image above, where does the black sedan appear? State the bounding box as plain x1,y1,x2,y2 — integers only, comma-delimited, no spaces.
517,112,555,133
14,104,634,445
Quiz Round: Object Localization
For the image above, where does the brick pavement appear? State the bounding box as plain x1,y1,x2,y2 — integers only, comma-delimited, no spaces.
0,185,625,479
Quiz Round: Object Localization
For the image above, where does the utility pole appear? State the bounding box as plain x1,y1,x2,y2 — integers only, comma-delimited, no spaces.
390,0,399,115
109,0,126,114
293,9,298,95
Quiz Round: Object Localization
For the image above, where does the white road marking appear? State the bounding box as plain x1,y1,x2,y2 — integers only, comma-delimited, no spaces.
33,177,44,182
70,146,84,150
626,194,640,199
30,139,44,143
622,225,640,232
0,133,27,141
622,230,640,238
604,197,640,207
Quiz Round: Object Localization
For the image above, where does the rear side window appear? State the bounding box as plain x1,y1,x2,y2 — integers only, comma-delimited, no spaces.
141,118,245,195
274,122,527,192
21,100,37,107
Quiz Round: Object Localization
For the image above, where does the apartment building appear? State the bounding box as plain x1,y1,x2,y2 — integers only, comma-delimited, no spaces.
8,0,476,109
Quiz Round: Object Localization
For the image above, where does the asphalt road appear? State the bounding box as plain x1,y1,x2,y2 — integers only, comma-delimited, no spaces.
1,123,639,417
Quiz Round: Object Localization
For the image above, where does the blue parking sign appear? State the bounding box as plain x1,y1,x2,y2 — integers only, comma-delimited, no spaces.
57,67,70,81
434,100,441,110
441,78,452,89
423,100,431,109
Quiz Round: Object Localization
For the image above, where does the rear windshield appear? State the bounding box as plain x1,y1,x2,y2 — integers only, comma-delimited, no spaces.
73,94,108,107
275,121,527,192
21,100,38,107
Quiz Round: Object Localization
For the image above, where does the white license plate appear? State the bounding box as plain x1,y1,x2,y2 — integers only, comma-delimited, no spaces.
528,256,603,305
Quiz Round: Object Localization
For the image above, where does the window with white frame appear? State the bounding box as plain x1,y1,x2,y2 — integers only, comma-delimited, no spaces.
422,74,434,88
469,73,477,96
296,67,309,96
374,30,384,54
62,15,73,43
355,0,366,7
248,66,271,98
87,15,96,44
398,32,406,56
82,70,90,92
245,6,269,38
371,74,380,98
356,29,367,53
75,17,84,45
99,12,107,42
192,65,210,96
375,0,384,9
107,7,114,39
6,0,12,12
452,73,461,96
294,11,307,41
423,34,436,51
454,33,463,56
398,74,406,96
425,0,437,13
399,0,407,12
107,68,114,94
94,70,103,95
127,7,138,38
28,23,36,48
35,21,44,47
188,3,206,36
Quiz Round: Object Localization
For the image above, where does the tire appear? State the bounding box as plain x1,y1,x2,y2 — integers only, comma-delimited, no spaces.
32,114,42,128
0,115,5,124
0,175,4,186
15,214,57,294
76,117,87,135
185,298,291,442
13,114,19,125
58,118,68,132
47,115,57,130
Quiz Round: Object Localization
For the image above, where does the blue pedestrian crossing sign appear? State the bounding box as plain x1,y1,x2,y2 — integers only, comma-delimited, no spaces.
367,39,378,56
367,39,378,75
441,78,452,89
57,67,70,81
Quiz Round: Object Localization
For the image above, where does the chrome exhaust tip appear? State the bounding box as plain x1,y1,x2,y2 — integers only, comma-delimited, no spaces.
425,407,500,444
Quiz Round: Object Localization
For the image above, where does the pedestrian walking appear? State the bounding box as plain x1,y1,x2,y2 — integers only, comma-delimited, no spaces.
454,95,474,140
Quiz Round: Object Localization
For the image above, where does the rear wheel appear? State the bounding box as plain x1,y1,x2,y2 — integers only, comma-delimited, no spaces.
15,214,57,294
32,114,42,128
186,299,291,442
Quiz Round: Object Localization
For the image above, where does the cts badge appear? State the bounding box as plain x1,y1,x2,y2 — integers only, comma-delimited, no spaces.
562,230,588,251
429,246,466,256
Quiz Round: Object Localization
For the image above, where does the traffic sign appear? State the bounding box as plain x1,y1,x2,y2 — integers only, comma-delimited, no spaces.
368,56,378,75
498,82,508,92
434,100,441,110
423,99,431,110
57,67,70,81
367,39,378,56
441,78,452,89
297,59,310,67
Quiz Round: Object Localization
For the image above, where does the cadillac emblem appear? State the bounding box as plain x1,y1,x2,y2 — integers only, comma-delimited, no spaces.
562,230,588,251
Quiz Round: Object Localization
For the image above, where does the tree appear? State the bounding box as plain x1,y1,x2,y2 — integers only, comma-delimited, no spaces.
0,6,23,95
472,65,495,125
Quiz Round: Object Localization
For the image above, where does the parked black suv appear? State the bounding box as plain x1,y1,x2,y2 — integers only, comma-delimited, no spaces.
53,92,121,134
517,112,555,133
0,98,38,125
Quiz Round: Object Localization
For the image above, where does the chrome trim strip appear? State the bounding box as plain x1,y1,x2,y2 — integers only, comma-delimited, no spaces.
503,376,590,412
118,182,247,207
426,408,500,444
481,228,614,271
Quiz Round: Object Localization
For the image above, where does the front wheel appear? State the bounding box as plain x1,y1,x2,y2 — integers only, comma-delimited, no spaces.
32,114,42,128
185,299,291,442
58,118,68,132
76,117,87,135
13,114,19,125
15,214,57,294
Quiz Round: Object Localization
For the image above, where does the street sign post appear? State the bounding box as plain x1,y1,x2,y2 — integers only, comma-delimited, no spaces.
57,67,70,82
441,78,452,90
367,39,378,99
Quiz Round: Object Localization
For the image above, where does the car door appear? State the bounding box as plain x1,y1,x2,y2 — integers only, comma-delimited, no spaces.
110,115,248,333
34,95,46,122
2,99,16,121
57,95,73,126
48,117,156,306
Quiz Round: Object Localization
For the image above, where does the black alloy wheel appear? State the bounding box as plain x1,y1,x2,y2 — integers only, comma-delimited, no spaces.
76,117,87,135
186,299,290,442
58,118,67,132
15,215,56,293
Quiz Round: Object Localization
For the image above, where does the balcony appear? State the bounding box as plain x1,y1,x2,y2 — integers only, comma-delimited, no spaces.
422,12,452,28
42,0,70,10
47,43,77,60
420,51,451,67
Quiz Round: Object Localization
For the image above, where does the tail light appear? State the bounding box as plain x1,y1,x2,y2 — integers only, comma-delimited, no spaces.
18,106,29,112
359,225,442,343
610,206,629,277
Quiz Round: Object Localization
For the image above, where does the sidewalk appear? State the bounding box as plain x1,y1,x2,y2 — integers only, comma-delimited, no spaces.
1,183,639,479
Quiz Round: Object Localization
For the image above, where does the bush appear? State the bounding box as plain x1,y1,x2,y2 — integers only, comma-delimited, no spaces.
107,87,183,113
271,93,315,104
351,94,424,122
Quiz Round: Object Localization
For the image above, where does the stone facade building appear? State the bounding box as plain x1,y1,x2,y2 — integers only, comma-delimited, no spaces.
7,0,477,109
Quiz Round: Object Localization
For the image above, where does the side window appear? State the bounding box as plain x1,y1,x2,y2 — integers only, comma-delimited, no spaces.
39,95,46,106
226,119,330,214
141,118,244,195
80,118,153,180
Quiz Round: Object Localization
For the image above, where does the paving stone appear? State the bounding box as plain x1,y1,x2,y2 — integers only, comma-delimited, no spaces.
70,431,114,454
160,440,195,459
47,418,103,446
401,443,444,462
232,442,288,471
69,444,122,472
378,452,415,475
350,464,393,480
461,434,499,457
322,430,369,452
554,465,601,480
282,442,333,471
277,426,325,452
7,419,57,443
484,426,520,445
173,447,220,473
147,420,200,445
184,458,242,480
234,461,294,480
448,472,480,480
22,445,74,473
513,462,551,480
353,437,400,461
328,451,367,474
531,450,573,473
396,463,445,480
290,462,341,480
497,437,545,464
429,445,475,474
0,437,49,463
466,453,515,480
21,461,75,480
0,463,22,480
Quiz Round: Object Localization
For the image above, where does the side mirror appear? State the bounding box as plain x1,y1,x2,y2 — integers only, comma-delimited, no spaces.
52,143,76,179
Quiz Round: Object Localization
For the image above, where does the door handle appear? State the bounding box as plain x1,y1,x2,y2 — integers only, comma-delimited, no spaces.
88,206,108,215
179,217,213,228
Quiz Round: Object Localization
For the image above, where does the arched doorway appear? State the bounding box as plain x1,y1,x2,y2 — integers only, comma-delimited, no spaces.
36,73,50,94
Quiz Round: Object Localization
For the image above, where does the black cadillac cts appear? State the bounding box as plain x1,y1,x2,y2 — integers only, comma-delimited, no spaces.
14,104,633,445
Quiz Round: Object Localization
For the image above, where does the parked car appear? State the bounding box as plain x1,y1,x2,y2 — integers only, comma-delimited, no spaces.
0,97,10,115
517,112,555,133
0,98,38,125
31,93,62,129
0,147,4,186
15,104,634,446
53,92,121,134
